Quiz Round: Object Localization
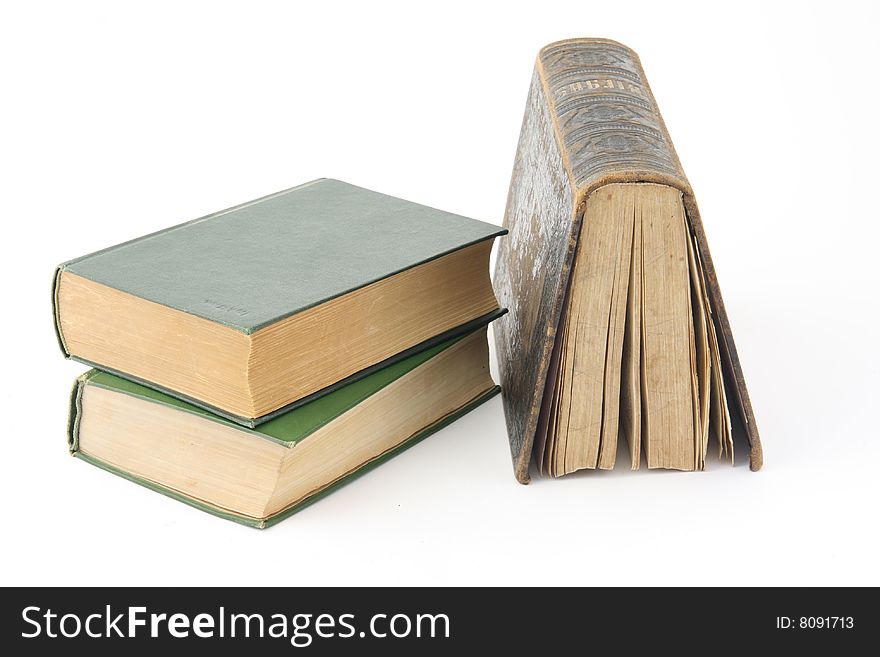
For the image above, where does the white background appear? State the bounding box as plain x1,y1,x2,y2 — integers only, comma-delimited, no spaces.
1,0,877,586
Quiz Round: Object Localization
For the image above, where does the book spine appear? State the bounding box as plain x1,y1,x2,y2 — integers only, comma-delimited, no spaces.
52,265,70,357
67,370,98,453
536,38,692,206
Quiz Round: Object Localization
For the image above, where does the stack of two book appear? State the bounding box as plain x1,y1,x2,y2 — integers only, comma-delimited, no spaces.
54,179,506,527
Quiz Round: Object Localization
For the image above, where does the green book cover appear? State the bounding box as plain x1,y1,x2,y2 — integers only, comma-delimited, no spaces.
69,332,500,529
54,178,505,336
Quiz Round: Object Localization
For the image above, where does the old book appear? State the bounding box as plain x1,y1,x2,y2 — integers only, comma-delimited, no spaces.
494,38,762,482
54,179,505,426
68,328,498,528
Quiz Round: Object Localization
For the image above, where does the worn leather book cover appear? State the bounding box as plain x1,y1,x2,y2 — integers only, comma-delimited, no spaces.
68,331,500,528
53,178,506,426
493,38,762,483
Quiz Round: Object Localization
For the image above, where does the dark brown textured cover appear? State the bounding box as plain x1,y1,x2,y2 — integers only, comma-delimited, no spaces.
493,38,762,483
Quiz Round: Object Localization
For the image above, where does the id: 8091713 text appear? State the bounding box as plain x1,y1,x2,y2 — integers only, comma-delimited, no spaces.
776,616,854,629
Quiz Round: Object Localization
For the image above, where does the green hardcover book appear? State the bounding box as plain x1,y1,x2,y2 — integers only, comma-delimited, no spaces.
68,328,499,528
54,179,506,426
